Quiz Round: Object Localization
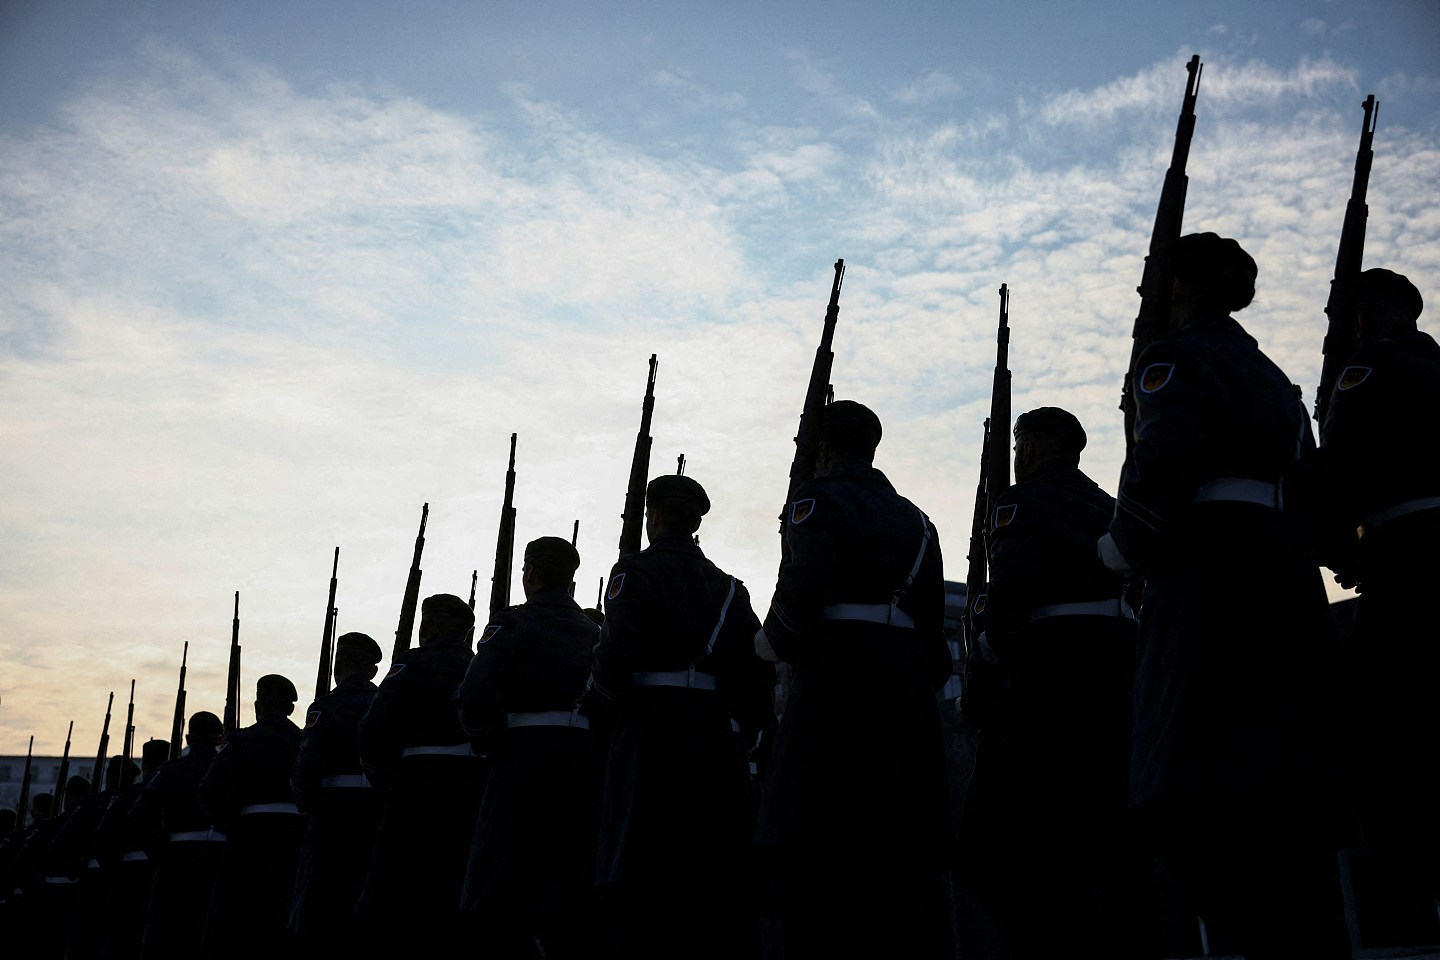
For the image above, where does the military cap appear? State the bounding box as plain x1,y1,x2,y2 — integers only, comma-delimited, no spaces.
646,474,710,516
820,399,883,450
1014,407,1086,453
524,536,581,574
189,711,223,739
142,739,171,763
256,674,299,704
422,593,475,622
1173,232,1257,312
1359,268,1423,324
335,631,383,665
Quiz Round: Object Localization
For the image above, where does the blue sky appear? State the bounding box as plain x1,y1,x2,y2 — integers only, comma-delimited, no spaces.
2,0,1437,754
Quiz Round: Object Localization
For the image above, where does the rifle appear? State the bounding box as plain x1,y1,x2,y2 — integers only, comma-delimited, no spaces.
567,521,579,598
315,547,340,699
1121,55,1202,453
489,433,518,617
224,592,241,736
618,355,658,558
782,260,845,535
17,736,33,827
676,455,686,476
468,570,478,612
963,418,993,658
392,503,429,660
168,642,188,761
91,691,114,786
1315,95,1379,424
121,679,136,781
55,720,74,812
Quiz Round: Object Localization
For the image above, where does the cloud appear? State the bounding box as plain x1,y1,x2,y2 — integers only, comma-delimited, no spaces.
894,71,962,105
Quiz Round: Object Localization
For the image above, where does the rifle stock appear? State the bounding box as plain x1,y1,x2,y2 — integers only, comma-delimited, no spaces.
1315,95,1378,424
1122,55,1202,452
618,356,658,558
169,642,188,761
393,503,429,660
490,433,519,617
316,547,340,699
55,720,74,811
18,735,33,826
783,260,845,526
224,592,241,736
91,691,114,785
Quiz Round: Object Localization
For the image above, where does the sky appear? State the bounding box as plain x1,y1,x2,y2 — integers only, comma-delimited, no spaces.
2,0,1437,758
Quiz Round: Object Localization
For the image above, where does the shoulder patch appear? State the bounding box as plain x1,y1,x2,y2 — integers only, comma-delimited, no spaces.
972,593,987,616
606,573,626,601
993,504,1018,529
305,709,321,728
789,498,816,524
1140,362,1175,393
384,662,406,680
478,623,501,644
1337,365,1372,390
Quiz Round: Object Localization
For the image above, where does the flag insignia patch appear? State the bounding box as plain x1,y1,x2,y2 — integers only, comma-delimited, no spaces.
607,573,626,601
1337,365,1372,390
973,594,988,616
305,709,321,728
790,499,816,524
1141,363,1175,393
478,624,501,644
994,504,1018,528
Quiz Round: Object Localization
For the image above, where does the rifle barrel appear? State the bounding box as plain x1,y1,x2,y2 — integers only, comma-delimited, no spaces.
392,503,429,660
92,691,114,785
316,547,340,699
490,434,519,617
169,642,188,761
224,592,241,735
618,355,659,558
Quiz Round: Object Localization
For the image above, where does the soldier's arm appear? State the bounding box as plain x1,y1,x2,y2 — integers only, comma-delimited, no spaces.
582,562,646,713
196,741,240,831
455,618,507,743
357,668,411,788
763,490,839,661
713,584,776,743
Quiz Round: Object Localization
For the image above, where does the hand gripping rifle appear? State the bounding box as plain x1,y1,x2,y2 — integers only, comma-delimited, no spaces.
1315,95,1378,425
392,503,429,660
91,691,114,786
490,433,519,618
780,259,845,550
1121,55,1202,455
224,592,242,736
18,736,34,826
316,547,340,699
168,643,188,761
55,720,74,812
618,355,658,559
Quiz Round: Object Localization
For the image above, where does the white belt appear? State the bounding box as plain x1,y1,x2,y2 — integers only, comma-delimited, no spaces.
821,603,916,628
169,829,227,842
43,876,79,885
506,710,590,730
400,743,474,758
1031,599,1136,621
240,802,300,816
1360,496,1440,537
319,774,371,789
1196,478,1278,508
730,718,741,734
86,859,102,870
122,851,149,862
633,670,717,691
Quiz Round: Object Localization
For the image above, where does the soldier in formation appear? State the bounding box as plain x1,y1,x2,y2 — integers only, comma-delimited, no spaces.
755,400,952,960
456,536,600,959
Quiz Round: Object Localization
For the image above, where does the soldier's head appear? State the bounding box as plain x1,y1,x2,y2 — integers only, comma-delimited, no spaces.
187,711,224,749
817,400,882,474
419,593,476,648
64,775,91,810
333,631,383,684
1013,407,1086,481
521,537,581,597
1357,268,1423,338
104,755,134,791
1171,232,1257,326
31,791,54,821
255,674,299,722
141,739,170,777
644,475,710,542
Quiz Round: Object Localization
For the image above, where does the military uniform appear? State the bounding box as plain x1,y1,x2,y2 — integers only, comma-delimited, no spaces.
584,521,773,960
355,614,481,949
130,739,224,960
93,744,168,960
1318,320,1440,896
1106,298,1347,956
288,673,380,948
455,583,600,958
198,696,304,960
963,459,1146,957
758,459,952,960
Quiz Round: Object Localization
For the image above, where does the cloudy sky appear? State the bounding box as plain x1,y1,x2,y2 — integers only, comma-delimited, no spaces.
2,0,1437,757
